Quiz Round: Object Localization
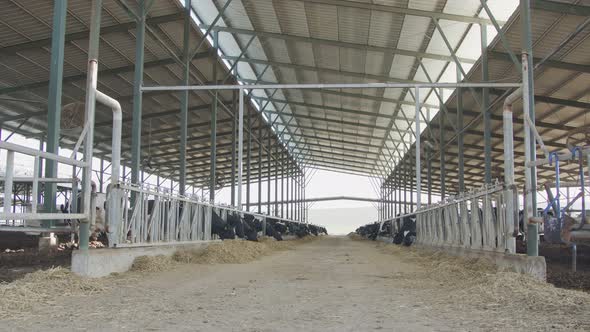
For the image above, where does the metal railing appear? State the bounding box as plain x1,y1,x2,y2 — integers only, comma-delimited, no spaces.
107,182,323,248
415,184,517,253
381,183,517,254
0,140,90,232
107,183,212,247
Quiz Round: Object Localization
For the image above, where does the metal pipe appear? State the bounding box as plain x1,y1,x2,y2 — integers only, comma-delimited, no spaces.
95,90,122,184
572,147,586,229
142,82,521,91
80,0,103,251
502,87,521,253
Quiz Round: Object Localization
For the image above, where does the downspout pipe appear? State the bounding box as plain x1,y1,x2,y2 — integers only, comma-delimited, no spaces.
80,0,102,251
503,87,521,253
81,0,124,249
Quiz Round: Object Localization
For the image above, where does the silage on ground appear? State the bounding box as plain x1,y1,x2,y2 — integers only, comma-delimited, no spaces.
0,267,108,320
365,235,590,328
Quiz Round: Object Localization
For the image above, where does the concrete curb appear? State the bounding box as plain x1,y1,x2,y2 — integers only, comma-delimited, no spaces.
71,240,220,278
416,244,547,281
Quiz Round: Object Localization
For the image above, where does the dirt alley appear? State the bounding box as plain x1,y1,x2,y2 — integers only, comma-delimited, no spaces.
2,236,589,331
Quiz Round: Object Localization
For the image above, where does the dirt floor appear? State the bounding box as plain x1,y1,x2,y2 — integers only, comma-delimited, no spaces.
1,236,590,331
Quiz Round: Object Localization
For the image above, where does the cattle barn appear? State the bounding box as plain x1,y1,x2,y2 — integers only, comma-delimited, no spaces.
1,0,590,330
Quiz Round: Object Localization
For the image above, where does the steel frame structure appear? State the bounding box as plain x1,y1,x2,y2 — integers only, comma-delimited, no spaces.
0,0,588,257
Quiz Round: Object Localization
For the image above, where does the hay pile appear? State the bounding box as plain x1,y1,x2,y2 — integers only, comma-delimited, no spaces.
131,237,317,269
374,242,590,325
130,255,178,272
0,267,106,319
173,237,309,264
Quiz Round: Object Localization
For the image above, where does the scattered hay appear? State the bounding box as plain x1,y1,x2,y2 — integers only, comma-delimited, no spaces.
0,267,106,320
348,233,365,241
130,255,177,272
373,242,590,327
173,237,316,265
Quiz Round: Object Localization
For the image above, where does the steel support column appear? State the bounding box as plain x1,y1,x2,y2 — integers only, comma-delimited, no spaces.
281,152,285,218
131,1,147,189
43,0,68,222
415,87,422,210
178,0,191,195
267,128,271,214
210,31,219,202
274,143,279,215
258,121,263,214
481,24,492,184
231,90,236,206
439,89,446,200
521,0,538,256
246,108,251,211
237,88,244,207
457,67,465,193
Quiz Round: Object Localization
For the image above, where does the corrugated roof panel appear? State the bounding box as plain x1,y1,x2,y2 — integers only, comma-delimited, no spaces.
304,2,339,41
337,7,371,44
388,54,416,78
339,48,366,74
273,1,310,37
314,44,340,71
364,51,387,76
368,11,404,48
242,0,281,33
425,20,470,56
288,41,316,67
396,15,430,52
263,39,292,64
408,0,441,12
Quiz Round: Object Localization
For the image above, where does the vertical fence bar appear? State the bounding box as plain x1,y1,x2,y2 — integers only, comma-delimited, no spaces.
237,88,244,208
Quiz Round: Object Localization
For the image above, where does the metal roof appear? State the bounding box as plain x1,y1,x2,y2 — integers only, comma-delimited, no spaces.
1,0,589,196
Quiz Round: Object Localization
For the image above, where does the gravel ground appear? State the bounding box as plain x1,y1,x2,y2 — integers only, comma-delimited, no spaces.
1,236,589,331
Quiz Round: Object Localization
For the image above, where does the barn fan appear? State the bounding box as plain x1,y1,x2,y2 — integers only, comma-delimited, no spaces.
566,125,590,150
142,119,154,170
60,102,85,137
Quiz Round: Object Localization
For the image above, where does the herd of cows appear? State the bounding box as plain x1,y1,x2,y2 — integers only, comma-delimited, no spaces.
355,214,417,246
212,211,328,241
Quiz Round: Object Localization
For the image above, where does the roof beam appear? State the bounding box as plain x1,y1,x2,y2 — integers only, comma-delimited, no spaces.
490,51,590,73
252,96,426,123
531,0,590,16
222,56,420,84
202,25,476,64
0,55,207,95
0,13,183,55
296,0,502,25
